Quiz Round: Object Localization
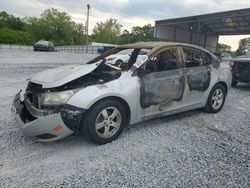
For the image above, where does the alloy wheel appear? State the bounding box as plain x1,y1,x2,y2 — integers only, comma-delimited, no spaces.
211,88,224,110
95,107,122,138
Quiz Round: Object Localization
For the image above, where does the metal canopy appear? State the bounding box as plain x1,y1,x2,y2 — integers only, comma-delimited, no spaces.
154,8,250,52
155,8,250,36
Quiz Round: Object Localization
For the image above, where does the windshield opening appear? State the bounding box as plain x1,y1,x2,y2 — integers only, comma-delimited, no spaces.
87,47,151,72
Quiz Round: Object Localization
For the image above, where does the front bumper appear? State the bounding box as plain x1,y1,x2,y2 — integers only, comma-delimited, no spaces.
33,45,49,51
11,91,74,142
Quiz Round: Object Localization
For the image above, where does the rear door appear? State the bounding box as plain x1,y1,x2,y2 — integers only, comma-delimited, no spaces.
181,46,212,106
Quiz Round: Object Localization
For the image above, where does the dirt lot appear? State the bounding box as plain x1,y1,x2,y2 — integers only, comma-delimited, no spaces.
0,49,249,187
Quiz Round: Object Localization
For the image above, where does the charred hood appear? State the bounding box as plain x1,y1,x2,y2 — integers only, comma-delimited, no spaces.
28,63,121,91
29,63,100,88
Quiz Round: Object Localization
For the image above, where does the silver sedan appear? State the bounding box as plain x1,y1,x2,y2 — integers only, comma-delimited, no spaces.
12,42,232,144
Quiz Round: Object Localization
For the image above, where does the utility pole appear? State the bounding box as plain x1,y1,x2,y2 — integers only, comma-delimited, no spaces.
85,4,90,53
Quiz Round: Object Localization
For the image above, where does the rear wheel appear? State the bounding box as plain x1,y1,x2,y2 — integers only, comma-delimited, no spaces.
205,84,227,113
82,99,127,145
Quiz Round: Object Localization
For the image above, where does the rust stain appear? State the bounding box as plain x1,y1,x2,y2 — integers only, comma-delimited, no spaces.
53,124,62,131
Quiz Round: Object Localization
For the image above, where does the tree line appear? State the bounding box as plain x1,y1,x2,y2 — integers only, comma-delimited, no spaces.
0,9,85,45
0,8,249,55
217,39,250,57
0,9,156,46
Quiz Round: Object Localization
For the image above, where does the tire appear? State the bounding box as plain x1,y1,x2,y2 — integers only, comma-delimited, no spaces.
204,84,227,113
231,80,238,87
82,99,127,145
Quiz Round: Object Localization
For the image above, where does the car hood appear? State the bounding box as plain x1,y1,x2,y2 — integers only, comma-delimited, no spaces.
29,63,100,88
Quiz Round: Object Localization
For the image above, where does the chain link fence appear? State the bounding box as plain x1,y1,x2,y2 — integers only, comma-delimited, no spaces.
0,44,101,54
0,44,33,50
56,45,99,54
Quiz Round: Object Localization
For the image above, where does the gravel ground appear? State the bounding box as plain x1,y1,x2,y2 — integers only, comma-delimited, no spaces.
0,49,249,187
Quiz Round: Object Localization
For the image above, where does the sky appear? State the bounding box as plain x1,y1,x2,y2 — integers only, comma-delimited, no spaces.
1,0,250,50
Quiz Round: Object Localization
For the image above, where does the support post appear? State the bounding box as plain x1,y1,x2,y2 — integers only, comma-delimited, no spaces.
85,4,90,53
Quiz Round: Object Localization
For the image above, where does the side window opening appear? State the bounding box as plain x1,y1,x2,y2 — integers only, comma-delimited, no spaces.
183,47,205,67
144,48,178,74
203,52,211,65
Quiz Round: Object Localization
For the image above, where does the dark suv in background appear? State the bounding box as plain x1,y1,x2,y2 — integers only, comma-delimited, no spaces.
231,52,250,86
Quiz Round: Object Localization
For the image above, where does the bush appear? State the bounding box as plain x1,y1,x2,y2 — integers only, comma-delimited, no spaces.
0,28,35,45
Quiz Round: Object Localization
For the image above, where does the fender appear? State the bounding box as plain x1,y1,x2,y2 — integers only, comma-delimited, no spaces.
66,72,139,113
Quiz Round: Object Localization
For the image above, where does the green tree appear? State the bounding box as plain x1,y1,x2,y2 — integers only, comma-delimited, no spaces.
131,24,154,42
71,23,86,45
23,16,44,41
216,43,232,54
23,8,85,45
0,11,24,30
236,38,250,55
0,28,35,44
119,24,155,44
119,29,132,44
40,8,75,45
92,18,122,44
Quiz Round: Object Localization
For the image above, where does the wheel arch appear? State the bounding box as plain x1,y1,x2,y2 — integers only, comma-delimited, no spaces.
87,96,131,125
204,81,228,113
215,81,228,93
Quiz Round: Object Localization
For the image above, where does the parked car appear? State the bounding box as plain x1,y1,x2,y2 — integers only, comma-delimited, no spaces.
231,52,250,86
12,42,232,144
105,48,149,66
33,40,54,52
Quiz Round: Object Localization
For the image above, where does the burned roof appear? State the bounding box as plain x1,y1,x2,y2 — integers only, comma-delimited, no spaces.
119,41,210,52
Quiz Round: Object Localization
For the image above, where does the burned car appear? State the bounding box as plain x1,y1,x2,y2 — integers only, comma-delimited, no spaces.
12,42,232,144
231,52,250,86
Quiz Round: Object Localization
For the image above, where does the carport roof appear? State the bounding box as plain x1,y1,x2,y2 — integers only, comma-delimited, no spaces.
155,8,250,35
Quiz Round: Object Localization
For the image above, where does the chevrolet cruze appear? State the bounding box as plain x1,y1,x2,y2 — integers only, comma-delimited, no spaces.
12,42,232,144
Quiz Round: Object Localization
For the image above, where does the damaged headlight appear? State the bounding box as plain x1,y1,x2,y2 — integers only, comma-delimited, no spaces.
40,89,80,106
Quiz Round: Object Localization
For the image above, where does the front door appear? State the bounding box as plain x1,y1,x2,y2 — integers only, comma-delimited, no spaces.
139,47,185,117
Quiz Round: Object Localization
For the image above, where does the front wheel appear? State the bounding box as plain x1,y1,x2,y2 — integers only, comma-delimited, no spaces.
204,84,227,113
82,99,127,145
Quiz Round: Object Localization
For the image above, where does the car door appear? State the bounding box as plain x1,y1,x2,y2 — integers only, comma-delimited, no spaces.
181,46,212,106
138,47,185,117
